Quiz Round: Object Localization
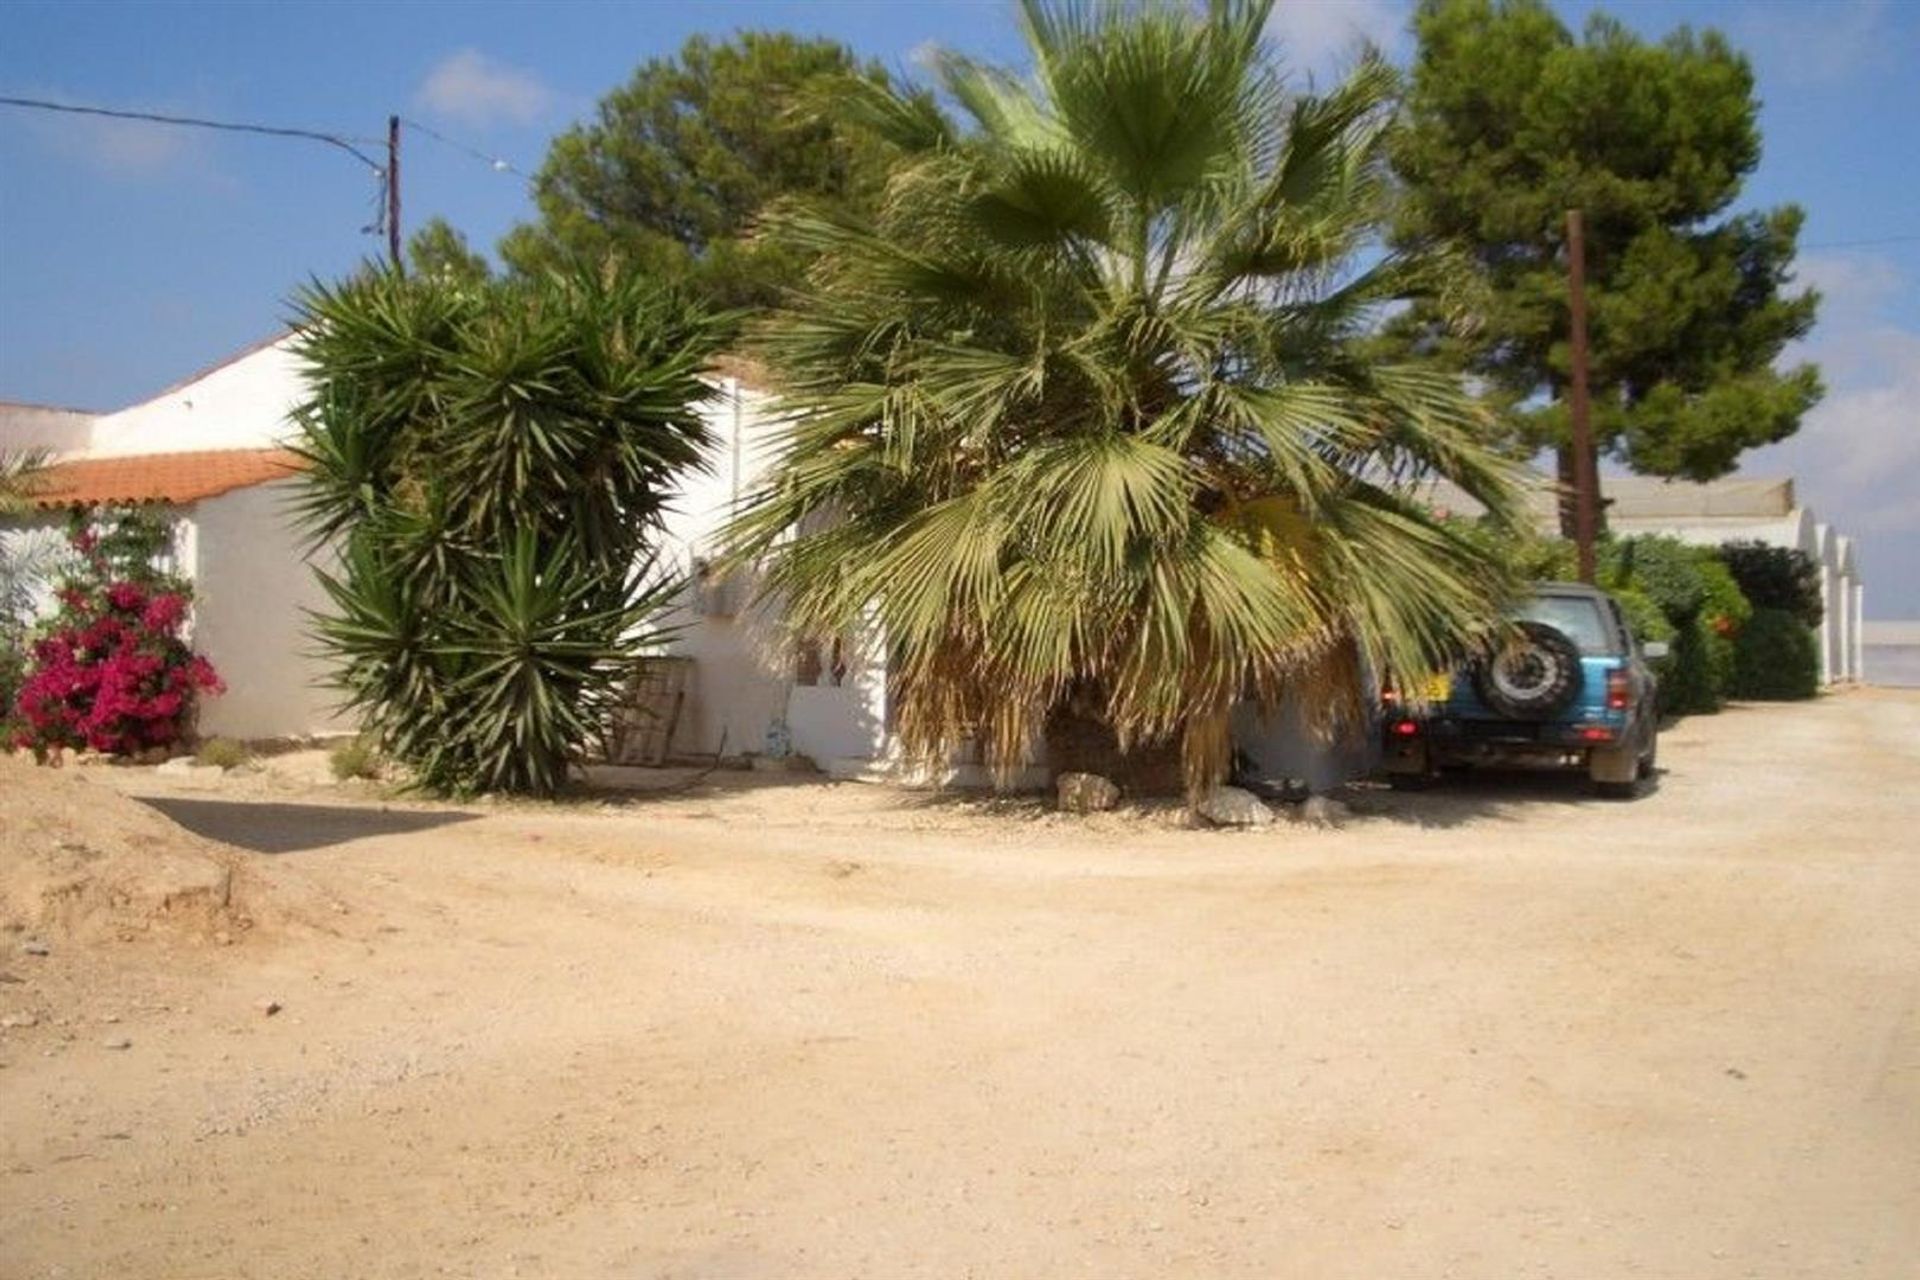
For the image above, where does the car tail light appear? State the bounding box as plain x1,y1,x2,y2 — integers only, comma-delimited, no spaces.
1580,726,1614,742
1605,668,1631,710
1391,720,1420,737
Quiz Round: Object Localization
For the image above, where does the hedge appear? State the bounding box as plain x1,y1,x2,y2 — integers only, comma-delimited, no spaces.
1719,541,1822,627
1731,608,1820,700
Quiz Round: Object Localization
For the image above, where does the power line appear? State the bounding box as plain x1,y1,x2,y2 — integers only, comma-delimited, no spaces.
398,116,530,181
1802,234,1920,250
0,94,386,171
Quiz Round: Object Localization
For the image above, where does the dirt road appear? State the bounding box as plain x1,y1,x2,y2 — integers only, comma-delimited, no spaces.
3,691,1917,1278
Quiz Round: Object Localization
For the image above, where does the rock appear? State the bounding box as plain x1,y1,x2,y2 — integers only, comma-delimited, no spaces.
1056,772,1120,814
1,1013,38,1029
258,999,282,1017
102,1036,132,1050
155,757,196,777
1196,785,1275,827
21,940,49,957
0,971,22,984
1296,795,1352,827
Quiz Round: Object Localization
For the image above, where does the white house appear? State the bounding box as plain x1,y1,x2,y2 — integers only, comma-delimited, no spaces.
4,337,341,740
2,335,891,765
7,334,1869,782
1425,472,1865,685
1601,475,1864,685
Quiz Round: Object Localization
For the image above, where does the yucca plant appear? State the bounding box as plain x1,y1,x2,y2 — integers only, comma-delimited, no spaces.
728,0,1523,794
291,267,720,796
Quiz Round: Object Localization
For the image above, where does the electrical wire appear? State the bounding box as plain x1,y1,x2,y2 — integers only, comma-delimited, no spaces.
1801,234,1920,250
398,116,530,180
0,94,387,172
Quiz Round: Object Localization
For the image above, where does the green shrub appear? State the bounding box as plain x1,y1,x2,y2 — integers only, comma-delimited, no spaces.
1613,586,1675,674
1732,608,1819,700
1693,552,1751,706
1605,535,1706,623
1660,617,1721,715
1509,530,1579,581
292,267,721,797
1718,541,1822,626
194,737,250,769
328,734,381,781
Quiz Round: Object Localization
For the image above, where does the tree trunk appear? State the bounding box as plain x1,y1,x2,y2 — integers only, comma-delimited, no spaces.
1554,441,1608,542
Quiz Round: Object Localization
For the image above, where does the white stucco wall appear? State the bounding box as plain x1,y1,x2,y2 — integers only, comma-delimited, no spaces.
188,480,348,740
88,335,303,457
0,402,95,458
16,348,885,759
1620,509,1855,687
647,377,890,763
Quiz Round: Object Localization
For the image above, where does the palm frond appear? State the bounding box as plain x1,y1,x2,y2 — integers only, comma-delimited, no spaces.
728,0,1519,797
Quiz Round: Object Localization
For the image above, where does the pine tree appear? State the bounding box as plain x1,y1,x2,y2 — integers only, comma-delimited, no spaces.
1390,0,1821,522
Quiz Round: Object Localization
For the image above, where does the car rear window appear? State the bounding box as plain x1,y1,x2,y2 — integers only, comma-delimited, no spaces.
1512,595,1616,655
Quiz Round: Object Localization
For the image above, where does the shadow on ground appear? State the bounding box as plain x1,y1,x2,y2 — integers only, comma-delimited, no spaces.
1351,767,1667,829
137,797,481,855
881,766,1666,831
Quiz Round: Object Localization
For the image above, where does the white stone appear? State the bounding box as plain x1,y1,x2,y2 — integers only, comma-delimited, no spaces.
1056,772,1120,814
1296,795,1352,827
1196,785,1275,827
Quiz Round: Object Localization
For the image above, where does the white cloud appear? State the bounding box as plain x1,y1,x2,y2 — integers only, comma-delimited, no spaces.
1267,0,1411,81
1741,249,1920,612
908,39,943,73
18,93,210,179
1735,0,1894,87
1792,250,1902,325
415,49,551,127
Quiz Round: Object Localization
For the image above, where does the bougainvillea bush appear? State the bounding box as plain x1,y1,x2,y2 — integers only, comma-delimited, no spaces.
11,509,222,758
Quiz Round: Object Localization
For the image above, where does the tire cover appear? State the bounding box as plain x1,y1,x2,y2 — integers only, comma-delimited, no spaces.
1472,620,1583,719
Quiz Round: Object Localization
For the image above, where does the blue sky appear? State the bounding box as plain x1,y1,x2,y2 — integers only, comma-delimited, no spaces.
3,0,1917,614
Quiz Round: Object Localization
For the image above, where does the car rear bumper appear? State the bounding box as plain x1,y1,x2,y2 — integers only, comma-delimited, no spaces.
1381,716,1630,774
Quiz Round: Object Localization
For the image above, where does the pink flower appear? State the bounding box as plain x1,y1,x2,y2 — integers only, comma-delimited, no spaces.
142,594,188,631
14,557,222,758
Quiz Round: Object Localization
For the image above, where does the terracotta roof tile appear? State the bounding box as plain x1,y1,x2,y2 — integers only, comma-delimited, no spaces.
24,449,304,510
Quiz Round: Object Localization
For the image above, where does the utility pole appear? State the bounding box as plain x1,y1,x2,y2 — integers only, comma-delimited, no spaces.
386,114,402,271
1565,208,1598,584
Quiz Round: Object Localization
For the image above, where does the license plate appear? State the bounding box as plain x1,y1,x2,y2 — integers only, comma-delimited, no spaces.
1423,673,1453,701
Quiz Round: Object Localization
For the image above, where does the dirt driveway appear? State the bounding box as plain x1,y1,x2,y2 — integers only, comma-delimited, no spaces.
3,691,1917,1279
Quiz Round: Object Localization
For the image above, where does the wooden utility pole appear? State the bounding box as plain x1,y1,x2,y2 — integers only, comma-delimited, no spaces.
386,114,402,271
1565,208,1598,584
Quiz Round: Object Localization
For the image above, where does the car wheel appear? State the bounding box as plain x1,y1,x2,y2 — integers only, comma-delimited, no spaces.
1637,732,1658,780
1594,778,1638,800
1471,621,1583,720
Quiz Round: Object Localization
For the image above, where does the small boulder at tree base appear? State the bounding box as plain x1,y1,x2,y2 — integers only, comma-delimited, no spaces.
1196,786,1275,828
1056,772,1120,814
1295,795,1352,828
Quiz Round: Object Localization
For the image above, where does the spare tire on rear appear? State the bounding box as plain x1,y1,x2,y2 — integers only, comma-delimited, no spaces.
1472,620,1582,719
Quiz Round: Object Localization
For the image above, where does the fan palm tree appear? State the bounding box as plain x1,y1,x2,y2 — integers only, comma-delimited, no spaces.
0,449,48,517
728,0,1522,794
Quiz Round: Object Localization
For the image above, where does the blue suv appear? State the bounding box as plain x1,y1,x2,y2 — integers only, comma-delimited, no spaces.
1381,582,1666,799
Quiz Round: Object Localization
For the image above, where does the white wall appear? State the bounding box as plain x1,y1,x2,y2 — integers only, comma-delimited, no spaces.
16,350,888,758
0,402,95,458
188,480,348,740
646,377,889,763
88,336,303,457
658,593,791,759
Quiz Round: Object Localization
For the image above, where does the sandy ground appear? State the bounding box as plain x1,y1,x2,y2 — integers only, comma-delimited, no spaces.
2,691,1917,1279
